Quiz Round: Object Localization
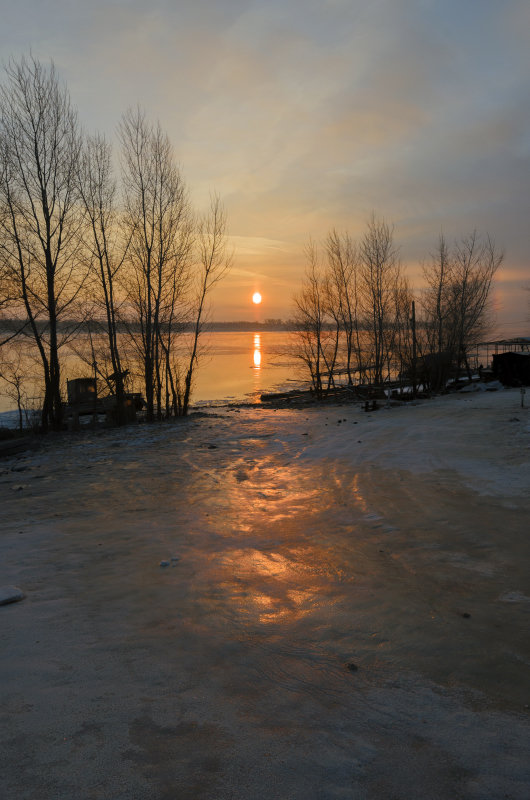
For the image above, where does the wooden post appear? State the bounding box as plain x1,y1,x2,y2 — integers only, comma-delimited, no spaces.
410,300,417,398
92,360,98,425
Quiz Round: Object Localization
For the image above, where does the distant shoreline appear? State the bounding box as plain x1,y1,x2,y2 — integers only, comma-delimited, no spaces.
0,319,300,335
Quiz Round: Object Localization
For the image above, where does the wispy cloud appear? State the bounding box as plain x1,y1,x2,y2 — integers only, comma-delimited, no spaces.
1,0,528,325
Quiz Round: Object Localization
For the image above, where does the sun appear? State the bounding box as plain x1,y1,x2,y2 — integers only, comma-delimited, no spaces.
252,292,262,305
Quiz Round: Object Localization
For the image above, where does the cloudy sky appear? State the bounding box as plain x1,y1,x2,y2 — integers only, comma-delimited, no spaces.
1,0,529,330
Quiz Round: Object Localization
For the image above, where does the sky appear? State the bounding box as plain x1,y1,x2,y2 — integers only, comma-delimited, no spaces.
1,0,529,333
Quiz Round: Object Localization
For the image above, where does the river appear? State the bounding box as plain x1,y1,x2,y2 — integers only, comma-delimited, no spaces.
0,330,301,417
181,330,300,405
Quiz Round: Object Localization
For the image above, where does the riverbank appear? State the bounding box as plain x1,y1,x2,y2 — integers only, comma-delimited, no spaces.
1,388,529,798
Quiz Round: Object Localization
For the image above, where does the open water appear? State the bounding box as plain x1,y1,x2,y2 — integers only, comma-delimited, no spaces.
186,330,299,406
0,330,300,416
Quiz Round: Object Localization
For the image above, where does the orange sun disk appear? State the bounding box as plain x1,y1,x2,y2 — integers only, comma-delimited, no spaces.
252,292,262,305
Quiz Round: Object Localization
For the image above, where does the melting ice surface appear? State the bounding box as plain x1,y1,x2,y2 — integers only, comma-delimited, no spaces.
1,390,529,798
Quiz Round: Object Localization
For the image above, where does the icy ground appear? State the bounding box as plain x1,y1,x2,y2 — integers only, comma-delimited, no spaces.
1,388,529,799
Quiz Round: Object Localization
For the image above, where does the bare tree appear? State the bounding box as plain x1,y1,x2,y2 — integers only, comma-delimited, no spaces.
422,231,503,384
325,230,362,386
423,234,452,354
291,219,417,399
0,56,84,430
118,107,191,421
0,232,20,346
358,215,402,389
181,194,231,416
0,204,12,314
293,242,335,399
78,133,129,422
420,234,454,390
0,345,29,430
392,277,415,393
450,232,503,378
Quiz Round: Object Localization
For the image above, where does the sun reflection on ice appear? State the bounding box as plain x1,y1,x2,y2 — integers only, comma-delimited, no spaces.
351,472,369,514
219,548,328,624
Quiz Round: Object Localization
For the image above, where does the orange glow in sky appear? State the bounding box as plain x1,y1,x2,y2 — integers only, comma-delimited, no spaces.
1,5,524,335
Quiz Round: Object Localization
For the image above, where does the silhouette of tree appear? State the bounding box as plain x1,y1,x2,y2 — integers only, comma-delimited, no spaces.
0,56,85,430
181,194,231,416
78,133,129,422
118,107,193,421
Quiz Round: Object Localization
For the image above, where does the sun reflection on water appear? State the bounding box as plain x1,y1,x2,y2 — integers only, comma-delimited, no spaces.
253,333,261,369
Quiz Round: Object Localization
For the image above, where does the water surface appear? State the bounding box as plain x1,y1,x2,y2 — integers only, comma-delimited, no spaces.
0,330,300,414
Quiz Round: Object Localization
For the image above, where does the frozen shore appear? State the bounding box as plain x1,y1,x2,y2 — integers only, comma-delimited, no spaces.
1,387,529,799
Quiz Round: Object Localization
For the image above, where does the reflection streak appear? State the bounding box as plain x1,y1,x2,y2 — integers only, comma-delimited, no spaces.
219,547,333,624
253,333,261,369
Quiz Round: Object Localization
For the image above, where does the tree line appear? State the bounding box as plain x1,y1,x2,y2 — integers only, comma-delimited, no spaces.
0,56,231,431
293,215,503,398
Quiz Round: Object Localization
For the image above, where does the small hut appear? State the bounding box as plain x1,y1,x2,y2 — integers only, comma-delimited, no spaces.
492,352,530,386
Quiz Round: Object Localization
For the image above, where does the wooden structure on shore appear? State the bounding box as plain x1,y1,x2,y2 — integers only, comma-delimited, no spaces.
475,337,530,363
473,338,530,386
65,378,143,428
